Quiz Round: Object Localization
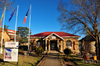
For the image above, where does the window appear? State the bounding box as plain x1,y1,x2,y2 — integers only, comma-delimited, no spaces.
66,40,72,48
36,41,40,47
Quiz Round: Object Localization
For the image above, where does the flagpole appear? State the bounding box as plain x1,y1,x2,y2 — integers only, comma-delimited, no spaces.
14,5,19,42
1,7,6,54
28,5,31,55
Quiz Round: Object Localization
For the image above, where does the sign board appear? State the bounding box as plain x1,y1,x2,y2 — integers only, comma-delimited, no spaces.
4,49,18,62
51,36,56,39
5,42,19,48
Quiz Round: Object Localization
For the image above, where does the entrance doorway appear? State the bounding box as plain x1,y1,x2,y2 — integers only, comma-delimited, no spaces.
50,40,57,50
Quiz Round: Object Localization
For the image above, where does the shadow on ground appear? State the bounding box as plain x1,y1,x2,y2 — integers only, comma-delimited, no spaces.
47,56,59,59
0,58,4,65
48,53,59,56
0,58,17,66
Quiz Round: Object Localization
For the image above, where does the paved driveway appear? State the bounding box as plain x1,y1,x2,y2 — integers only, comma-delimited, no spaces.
42,51,61,66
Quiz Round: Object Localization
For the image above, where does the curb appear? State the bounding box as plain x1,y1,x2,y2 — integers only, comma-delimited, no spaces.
36,56,46,66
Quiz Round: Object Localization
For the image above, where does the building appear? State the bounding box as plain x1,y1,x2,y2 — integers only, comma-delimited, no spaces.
0,28,19,45
80,35,96,54
0,30,10,45
6,29,17,40
30,32,80,53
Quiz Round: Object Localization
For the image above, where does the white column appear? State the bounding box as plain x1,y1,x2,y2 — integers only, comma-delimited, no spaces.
60,41,63,52
63,40,64,50
45,39,47,51
57,39,59,49
48,40,50,51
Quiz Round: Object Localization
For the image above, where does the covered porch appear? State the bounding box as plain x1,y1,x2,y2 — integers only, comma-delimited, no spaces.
43,33,64,52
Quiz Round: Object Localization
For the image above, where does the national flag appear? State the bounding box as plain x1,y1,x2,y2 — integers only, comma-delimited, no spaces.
9,8,16,22
23,8,30,24
0,9,5,28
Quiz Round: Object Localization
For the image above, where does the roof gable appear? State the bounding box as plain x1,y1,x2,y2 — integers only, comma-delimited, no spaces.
30,32,79,38
43,33,64,40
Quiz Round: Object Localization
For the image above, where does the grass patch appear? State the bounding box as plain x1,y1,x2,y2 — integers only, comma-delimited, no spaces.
60,54,100,66
0,47,42,66
0,54,42,66
69,54,100,66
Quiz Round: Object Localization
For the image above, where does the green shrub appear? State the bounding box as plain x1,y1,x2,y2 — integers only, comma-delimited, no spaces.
64,48,72,60
35,46,44,56
64,48,71,56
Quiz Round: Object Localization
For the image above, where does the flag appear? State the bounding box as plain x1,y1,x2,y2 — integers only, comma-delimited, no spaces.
0,9,5,28
9,8,16,22
23,8,30,24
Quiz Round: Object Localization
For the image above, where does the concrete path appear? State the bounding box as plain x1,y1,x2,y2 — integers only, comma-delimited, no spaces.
41,51,61,66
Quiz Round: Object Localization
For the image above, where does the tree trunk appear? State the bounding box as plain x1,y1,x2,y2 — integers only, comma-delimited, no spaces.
65,55,68,61
96,36,99,59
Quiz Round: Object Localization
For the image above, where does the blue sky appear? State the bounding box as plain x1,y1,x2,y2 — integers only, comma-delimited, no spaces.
0,0,85,39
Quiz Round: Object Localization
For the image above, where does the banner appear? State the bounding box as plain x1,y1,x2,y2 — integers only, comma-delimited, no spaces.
5,42,19,48
4,49,18,62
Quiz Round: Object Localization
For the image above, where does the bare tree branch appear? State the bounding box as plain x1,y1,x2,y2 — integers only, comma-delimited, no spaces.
0,0,15,13
58,0,100,58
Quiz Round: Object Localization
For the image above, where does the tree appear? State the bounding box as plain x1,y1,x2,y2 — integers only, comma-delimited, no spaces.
58,0,100,58
64,48,71,60
35,46,44,56
4,25,9,31
16,34,21,43
17,27,31,43
0,0,15,12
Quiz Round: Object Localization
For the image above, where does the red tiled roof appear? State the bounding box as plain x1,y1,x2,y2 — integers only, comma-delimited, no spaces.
0,28,16,36
7,32,15,34
7,29,16,32
30,32,79,37
0,28,16,32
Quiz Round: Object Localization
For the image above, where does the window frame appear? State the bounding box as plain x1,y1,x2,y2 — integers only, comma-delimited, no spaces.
66,40,72,47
